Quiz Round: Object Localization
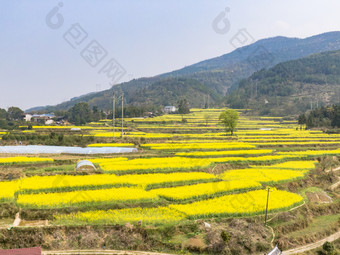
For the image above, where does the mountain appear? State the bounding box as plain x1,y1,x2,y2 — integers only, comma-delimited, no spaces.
226,50,340,116
162,31,340,92
27,31,340,113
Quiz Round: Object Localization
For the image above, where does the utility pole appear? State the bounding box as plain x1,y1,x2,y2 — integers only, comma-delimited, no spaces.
255,82,258,97
113,93,115,140
264,187,270,226
121,92,124,138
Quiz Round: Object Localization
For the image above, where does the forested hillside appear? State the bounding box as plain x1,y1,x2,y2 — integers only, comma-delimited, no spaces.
226,50,340,116
28,32,340,113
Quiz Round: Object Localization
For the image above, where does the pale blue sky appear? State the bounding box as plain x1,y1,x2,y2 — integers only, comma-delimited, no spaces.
1,0,340,110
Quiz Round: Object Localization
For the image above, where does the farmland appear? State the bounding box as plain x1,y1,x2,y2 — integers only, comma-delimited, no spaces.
0,108,339,253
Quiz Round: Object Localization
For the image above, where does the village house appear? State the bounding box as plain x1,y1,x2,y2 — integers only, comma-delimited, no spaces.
163,106,176,113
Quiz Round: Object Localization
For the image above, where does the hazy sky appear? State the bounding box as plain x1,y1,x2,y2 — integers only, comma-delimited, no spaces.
1,0,340,110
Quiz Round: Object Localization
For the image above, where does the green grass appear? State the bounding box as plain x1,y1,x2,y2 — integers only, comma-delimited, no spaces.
301,238,340,255
0,218,13,228
145,178,221,190
288,213,340,238
299,186,324,202
16,183,135,195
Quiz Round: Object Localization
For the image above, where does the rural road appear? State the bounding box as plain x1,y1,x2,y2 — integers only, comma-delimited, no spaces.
43,250,176,255
282,231,340,254
281,165,340,254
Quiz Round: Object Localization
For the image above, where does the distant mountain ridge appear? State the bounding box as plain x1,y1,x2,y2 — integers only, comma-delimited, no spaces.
27,31,340,113
161,31,340,92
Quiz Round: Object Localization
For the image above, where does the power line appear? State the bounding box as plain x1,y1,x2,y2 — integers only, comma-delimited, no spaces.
112,92,115,141
121,92,124,138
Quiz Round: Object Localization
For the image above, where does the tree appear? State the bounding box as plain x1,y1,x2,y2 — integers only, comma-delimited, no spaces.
219,109,239,135
331,105,340,128
298,113,306,125
323,241,335,255
220,231,232,243
67,103,92,125
177,98,190,114
204,114,212,126
0,108,7,119
92,106,103,122
301,104,340,129
7,107,24,121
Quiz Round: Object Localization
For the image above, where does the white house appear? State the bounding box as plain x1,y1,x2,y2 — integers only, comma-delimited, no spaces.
24,114,33,122
163,106,176,113
30,113,55,124
45,119,54,125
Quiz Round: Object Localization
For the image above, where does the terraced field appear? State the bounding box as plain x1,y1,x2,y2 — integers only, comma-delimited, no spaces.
0,108,339,253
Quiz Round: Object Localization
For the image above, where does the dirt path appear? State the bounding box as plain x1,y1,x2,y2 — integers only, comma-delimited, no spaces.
330,176,340,190
12,212,21,227
332,166,340,172
267,225,275,248
325,165,340,173
43,250,176,255
281,164,340,254
326,165,340,190
282,231,340,255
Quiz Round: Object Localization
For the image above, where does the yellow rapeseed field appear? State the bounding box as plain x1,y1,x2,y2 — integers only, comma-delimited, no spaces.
220,168,307,183
175,149,273,157
0,157,53,164
89,157,128,164
208,155,297,163
278,149,340,157
99,157,213,173
150,180,261,201
55,207,186,225
257,160,317,170
87,143,135,147
3,109,326,226
0,172,218,200
169,189,303,218
17,187,158,208
141,142,256,150
0,181,19,201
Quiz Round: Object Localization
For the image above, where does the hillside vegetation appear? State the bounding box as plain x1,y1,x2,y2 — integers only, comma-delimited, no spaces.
226,50,340,116
28,32,340,113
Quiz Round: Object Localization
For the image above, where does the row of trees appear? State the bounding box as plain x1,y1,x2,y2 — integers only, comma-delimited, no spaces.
66,99,189,125
0,96,203,127
0,99,191,128
66,103,105,125
0,102,241,137
0,107,24,121
0,107,25,130
298,105,340,129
